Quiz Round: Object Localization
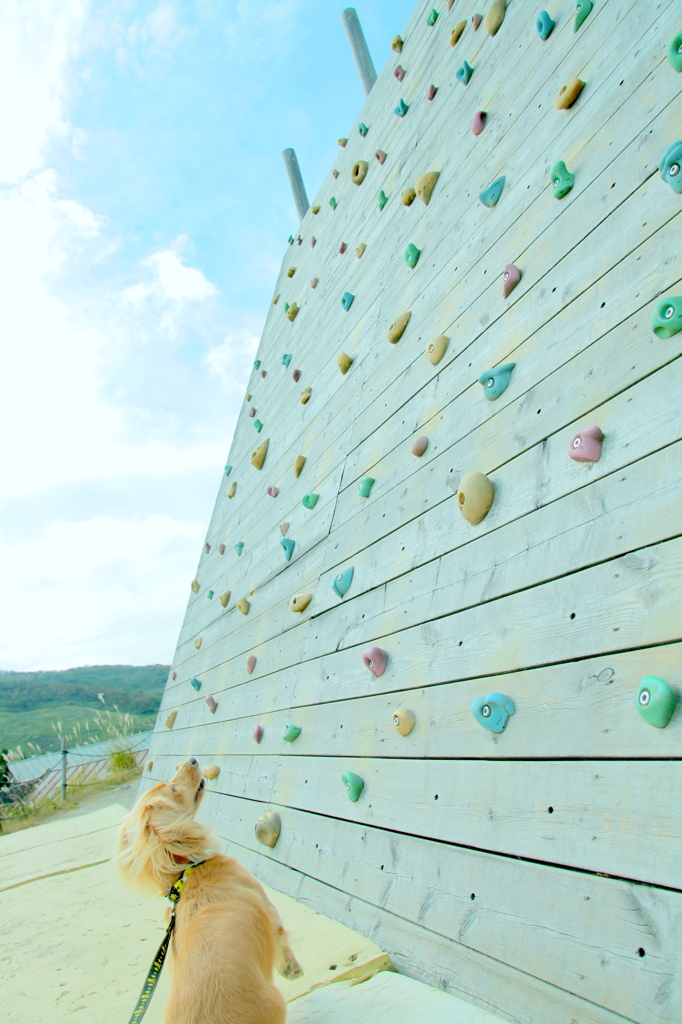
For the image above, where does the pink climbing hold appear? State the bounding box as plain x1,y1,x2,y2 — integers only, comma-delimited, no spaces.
426,84,438,101
311,236,316,248
394,65,405,82
253,724,264,743
280,522,290,536
332,169,339,179
204,542,210,553
362,646,388,677
205,695,218,714
293,369,301,382
260,370,267,378
502,264,521,299
411,436,428,457
568,426,604,463
267,485,279,497
311,278,318,289
171,670,177,680
447,0,455,8
246,655,257,674
375,150,387,164
249,407,256,417
338,242,347,254
218,543,225,555
472,13,482,29
472,111,486,135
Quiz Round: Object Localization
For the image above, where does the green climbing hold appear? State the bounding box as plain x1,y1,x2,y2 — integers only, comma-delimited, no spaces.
234,541,244,556
282,353,292,368
332,566,354,599
329,197,337,209
283,302,289,313
659,141,682,193
207,590,214,600
651,296,682,337
479,176,506,207
190,677,202,691
478,363,515,400
456,60,473,85
636,676,677,728
358,477,375,497
359,122,369,136
405,243,421,268
574,0,592,31
287,236,294,245
551,161,574,199
280,538,295,561
302,493,319,509
667,31,682,72
224,464,232,476
254,420,263,432
342,292,355,311
427,7,438,25
395,98,409,117
378,190,388,210
341,771,364,802
253,360,261,370
283,723,302,742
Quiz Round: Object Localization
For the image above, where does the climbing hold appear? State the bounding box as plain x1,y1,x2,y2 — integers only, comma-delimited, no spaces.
471,693,515,733
551,160,575,199
267,485,279,497
537,10,555,38
338,242,347,255
659,141,682,193
456,60,473,85
282,353,292,368
426,335,449,365
253,725,264,743
280,522,290,536
484,0,506,35
359,122,369,136
358,477,375,497
194,637,202,649
342,772,364,802
378,190,388,210
636,676,677,728
502,264,521,298
145,760,153,772
283,303,289,313
190,676,202,691
253,420,263,432
311,278,319,288
391,35,403,53
249,407,256,418
478,363,515,400
554,79,585,110
251,440,269,470
171,671,177,680
191,578,200,595
292,368,301,382
293,455,306,477
224,464,232,476
472,111,486,135
388,311,411,343
411,435,428,457
356,243,366,258
220,590,231,607
227,482,237,498
362,646,387,677
401,187,416,206
255,811,280,848
206,590,214,600
667,31,682,71
338,138,347,147
290,593,312,612
310,236,316,248
203,765,220,780
395,99,409,117
205,694,217,714
164,710,177,729
426,84,438,101
457,472,494,524
479,176,506,207
311,205,320,214
651,297,682,337
246,655,256,674
329,197,337,209
393,707,416,736
574,0,592,31
300,387,312,404
351,161,368,185
283,723,302,742
427,8,438,25
375,150,387,164
287,236,294,245
405,243,420,268
280,538,295,561
338,351,353,374
416,171,440,205
253,359,261,370
272,294,280,305
218,543,225,555
332,566,354,599
342,292,355,311
234,541,244,556
302,493,319,509
472,13,482,29
568,425,604,462
394,65,405,82
450,21,466,45
287,267,296,278
286,302,299,322
332,170,339,179
237,597,250,615
204,542,211,554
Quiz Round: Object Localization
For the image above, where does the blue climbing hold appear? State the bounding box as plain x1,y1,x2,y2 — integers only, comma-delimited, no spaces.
190,676,202,691
471,693,515,734
282,353,292,368
478,363,515,400
342,292,355,311
659,141,682,194
479,176,506,207
332,566,354,599
234,541,244,556
224,464,232,476
280,537,295,561
537,11,555,39
395,98,409,117
359,122,369,136
456,61,473,85
253,359,261,370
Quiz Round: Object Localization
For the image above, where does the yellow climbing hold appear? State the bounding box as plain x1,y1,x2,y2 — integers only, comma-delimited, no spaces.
293,454,306,478
393,707,416,736
272,293,280,304
227,482,236,498
401,187,416,206
450,20,466,45
191,578,200,594
356,243,366,258
251,439,269,470
351,160,368,185
426,335,449,365
484,0,506,35
387,311,411,344
287,267,296,278
457,471,494,525
203,764,220,779
300,387,312,404
415,171,440,206
220,590,231,608
286,302,299,322
194,637,202,649
164,710,177,729
237,597,250,615
337,352,353,374
391,35,403,53
290,593,312,612
553,78,585,110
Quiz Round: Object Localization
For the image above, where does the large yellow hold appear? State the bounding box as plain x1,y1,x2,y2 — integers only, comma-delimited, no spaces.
484,0,506,35
251,440,269,470
457,472,494,525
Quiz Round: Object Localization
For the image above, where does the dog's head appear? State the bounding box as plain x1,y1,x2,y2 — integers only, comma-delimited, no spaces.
116,759,214,894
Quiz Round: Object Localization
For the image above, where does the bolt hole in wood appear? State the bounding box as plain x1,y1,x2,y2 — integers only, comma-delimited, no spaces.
470,893,476,900
548,806,554,814
570,612,576,620
434,794,439,800
638,947,646,957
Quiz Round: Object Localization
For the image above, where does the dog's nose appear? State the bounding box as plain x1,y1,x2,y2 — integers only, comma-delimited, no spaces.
188,758,198,766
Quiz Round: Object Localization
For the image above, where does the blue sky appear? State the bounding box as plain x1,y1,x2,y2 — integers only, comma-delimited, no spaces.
0,0,415,670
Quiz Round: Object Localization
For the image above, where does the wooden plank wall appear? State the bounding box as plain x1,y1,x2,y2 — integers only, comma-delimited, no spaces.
143,1,682,1021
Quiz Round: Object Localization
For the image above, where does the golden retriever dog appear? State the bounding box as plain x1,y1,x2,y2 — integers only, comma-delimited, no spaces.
117,758,303,1024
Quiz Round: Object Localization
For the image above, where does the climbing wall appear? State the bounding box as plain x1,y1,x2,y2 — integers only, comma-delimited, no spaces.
144,2,682,1021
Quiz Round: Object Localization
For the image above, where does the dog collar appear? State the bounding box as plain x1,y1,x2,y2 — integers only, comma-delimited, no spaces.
166,860,204,906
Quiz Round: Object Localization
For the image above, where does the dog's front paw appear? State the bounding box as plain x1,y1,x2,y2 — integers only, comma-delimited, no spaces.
281,955,304,980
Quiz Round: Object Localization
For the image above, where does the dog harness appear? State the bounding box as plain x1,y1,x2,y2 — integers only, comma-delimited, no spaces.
126,861,204,1024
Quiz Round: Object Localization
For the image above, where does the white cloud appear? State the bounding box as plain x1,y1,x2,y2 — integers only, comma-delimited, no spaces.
124,239,217,305
127,3,181,50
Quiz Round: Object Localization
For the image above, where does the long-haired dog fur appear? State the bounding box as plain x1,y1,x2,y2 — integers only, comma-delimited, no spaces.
117,758,303,1024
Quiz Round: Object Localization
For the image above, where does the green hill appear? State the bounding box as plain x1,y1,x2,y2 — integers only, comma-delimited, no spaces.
0,665,169,757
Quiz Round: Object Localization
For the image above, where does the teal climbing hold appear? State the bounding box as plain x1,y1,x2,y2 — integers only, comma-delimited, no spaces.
378,190,388,210
456,61,473,85
224,464,232,476
280,537,295,561
332,566,354,599
282,353,292,368
478,363,515,400
341,771,364,802
471,693,515,733
395,98,409,117
302,493,319,509
207,590,214,600
342,292,355,311
636,676,677,728
427,7,438,25
254,420,263,432
359,122,369,136
551,161,575,199
479,176,505,207
667,31,682,72
234,541,244,556
283,302,289,313
190,677,202,691
287,236,294,245
574,0,592,31
651,297,682,337
253,359,261,370
659,141,682,193
537,11,555,38
329,197,337,209
405,243,421,268
358,477,375,497
283,723,302,742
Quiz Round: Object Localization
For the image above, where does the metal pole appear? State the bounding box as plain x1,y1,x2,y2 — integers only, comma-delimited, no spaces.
282,149,309,222
61,745,67,801
341,8,377,97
